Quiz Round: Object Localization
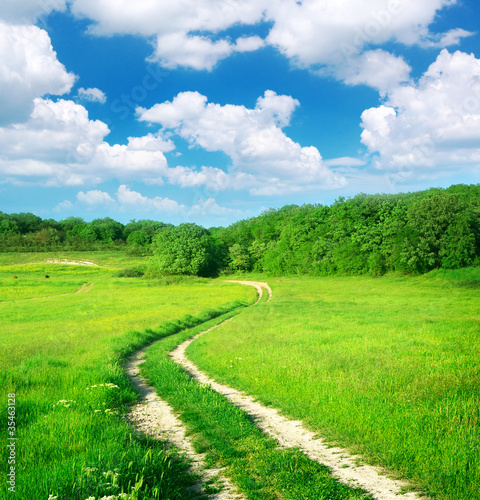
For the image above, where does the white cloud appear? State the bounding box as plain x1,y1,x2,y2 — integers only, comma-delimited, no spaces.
149,33,267,71
69,0,265,36
189,198,243,217
68,0,467,87
0,98,170,186
127,133,175,152
0,0,67,23
116,185,184,213
234,36,266,53
138,91,207,128
0,21,75,125
138,90,346,194
360,50,480,178
333,49,411,94
60,184,245,220
77,189,115,205
420,28,474,48
68,185,186,214
164,166,230,191
77,87,107,103
150,33,234,71
266,0,461,66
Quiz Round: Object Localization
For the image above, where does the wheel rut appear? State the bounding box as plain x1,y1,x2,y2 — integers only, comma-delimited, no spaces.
125,280,425,500
125,342,244,500
170,281,425,500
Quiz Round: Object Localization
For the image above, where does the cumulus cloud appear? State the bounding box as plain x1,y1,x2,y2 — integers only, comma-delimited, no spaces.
164,166,230,191
234,36,266,53
69,0,265,36
0,21,76,125
69,184,241,218
77,189,115,205
150,33,234,71
77,87,107,103
116,185,184,213
149,33,266,71
360,50,480,178
332,49,412,94
70,185,184,214
138,90,346,194
0,98,170,186
420,28,474,48
266,0,462,65
0,0,67,23
67,0,467,87
190,197,243,217
127,133,175,153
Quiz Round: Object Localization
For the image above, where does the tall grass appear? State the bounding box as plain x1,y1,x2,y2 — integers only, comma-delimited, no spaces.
0,257,254,499
188,269,480,500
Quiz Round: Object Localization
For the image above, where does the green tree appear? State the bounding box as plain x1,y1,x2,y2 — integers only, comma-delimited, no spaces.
228,244,251,271
88,218,124,243
152,223,221,277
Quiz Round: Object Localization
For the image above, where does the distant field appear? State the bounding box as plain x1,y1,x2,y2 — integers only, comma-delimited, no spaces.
0,250,147,268
0,253,254,499
188,269,480,500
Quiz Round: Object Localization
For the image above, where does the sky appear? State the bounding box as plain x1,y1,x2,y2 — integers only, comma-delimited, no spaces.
0,0,479,227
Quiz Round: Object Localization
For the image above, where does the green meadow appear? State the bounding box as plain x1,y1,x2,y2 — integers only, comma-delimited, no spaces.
0,253,254,499
188,269,480,500
2,250,479,500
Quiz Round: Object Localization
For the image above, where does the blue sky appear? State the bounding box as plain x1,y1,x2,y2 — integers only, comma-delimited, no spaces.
0,0,479,227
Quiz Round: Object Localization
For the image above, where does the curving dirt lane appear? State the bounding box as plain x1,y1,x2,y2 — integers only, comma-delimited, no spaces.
125,336,245,500
224,280,272,304
171,281,425,500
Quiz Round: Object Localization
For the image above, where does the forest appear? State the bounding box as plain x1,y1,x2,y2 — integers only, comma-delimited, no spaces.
1,183,479,276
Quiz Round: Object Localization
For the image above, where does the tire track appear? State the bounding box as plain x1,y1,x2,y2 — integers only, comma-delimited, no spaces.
3,282,95,302
171,281,425,500
125,341,245,500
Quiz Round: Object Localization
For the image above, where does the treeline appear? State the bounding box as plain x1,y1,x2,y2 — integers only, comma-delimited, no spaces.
214,184,480,276
0,214,167,254
2,184,480,276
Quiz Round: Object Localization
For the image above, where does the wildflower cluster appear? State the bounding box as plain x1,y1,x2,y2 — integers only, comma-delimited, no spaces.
53,399,76,408
84,494,132,500
86,383,120,390
86,383,121,415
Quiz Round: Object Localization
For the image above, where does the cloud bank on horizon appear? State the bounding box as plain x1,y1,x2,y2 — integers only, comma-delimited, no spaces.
0,0,479,224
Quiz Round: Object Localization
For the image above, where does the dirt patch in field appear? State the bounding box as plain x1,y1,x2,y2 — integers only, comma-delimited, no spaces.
45,259,99,266
125,346,245,500
171,281,425,500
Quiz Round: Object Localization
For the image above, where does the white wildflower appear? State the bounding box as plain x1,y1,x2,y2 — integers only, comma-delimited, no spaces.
53,399,75,408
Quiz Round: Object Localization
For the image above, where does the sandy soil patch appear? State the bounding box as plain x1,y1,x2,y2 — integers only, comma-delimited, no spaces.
45,258,99,266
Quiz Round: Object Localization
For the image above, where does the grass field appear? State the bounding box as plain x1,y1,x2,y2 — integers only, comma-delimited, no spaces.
2,251,479,499
140,315,374,500
188,269,480,500
0,253,254,499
